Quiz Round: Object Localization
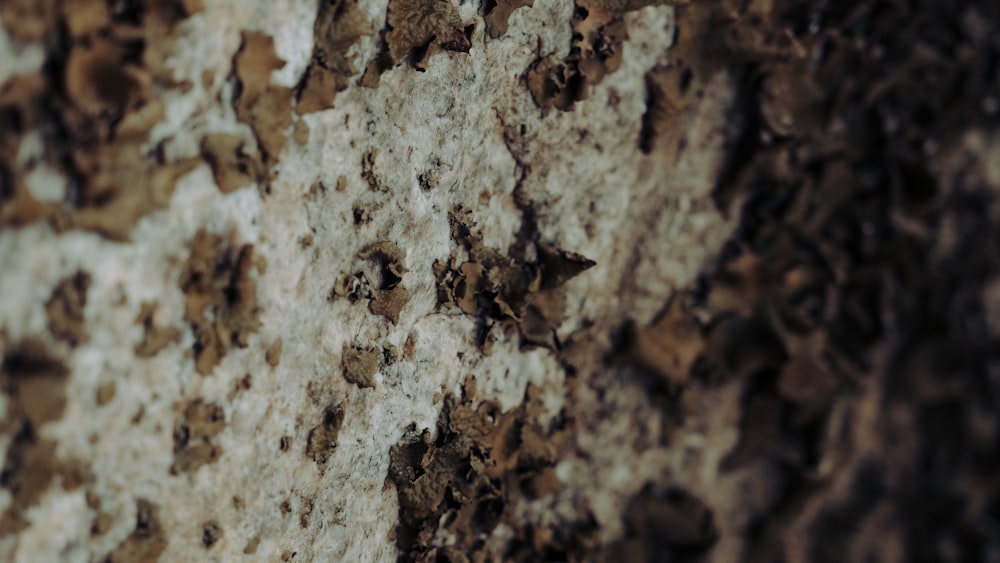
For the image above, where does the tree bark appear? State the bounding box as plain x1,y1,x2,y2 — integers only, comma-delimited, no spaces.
2,0,999,562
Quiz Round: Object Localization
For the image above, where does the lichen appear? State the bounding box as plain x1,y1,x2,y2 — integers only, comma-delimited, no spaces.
525,0,684,110
179,230,261,375
104,499,168,563
306,406,345,465
45,271,91,346
134,302,181,358
171,399,226,474
388,378,578,560
297,0,371,114
0,0,201,239
342,343,379,388
436,209,595,350
232,31,294,165
481,0,533,38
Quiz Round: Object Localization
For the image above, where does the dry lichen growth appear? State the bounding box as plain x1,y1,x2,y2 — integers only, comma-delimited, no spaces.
265,337,284,367
481,0,533,38
361,0,472,84
104,498,168,562
359,241,412,324
525,0,684,110
134,302,182,358
0,0,201,239
306,405,346,466
436,207,595,351
179,230,261,375
614,0,1000,560
342,342,380,388
620,293,703,389
232,31,295,166
298,0,372,114
596,485,717,562
0,341,70,534
388,378,577,561
386,0,463,62
45,270,91,346
171,399,226,474
200,133,266,194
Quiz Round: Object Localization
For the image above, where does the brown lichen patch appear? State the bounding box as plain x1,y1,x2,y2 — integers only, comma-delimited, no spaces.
306,405,345,465
200,133,265,193
368,286,411,324
330,271,370,302
171,399,226,474
201,520,222,548
243,535,260,554
386,0,463,63
360,147,383,192
596,485,717,562
297,0,371,114
91,512,113,536
481,0,533,38
342,343,379,388
621,0,1000,560
1,339,69,429
45,270,91,346
526,0,683,110
134,302,181,358
179,230,261,375
265,338,283,367
293,119,311,144
437,210,594,349
0,437,57,535
232,31,294,164
0,394,92,537
621,293,704,389
63,0,111,39
95,381,117,406
104,499,168,563
299,497,315,529
359,241,411,323
0,0,58,42
634,5,731,155
0,1,201,239
361,0,470,82
389,379,576,560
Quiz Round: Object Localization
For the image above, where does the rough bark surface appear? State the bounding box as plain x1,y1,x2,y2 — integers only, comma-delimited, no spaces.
0,0,736,560
2,0,999,562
